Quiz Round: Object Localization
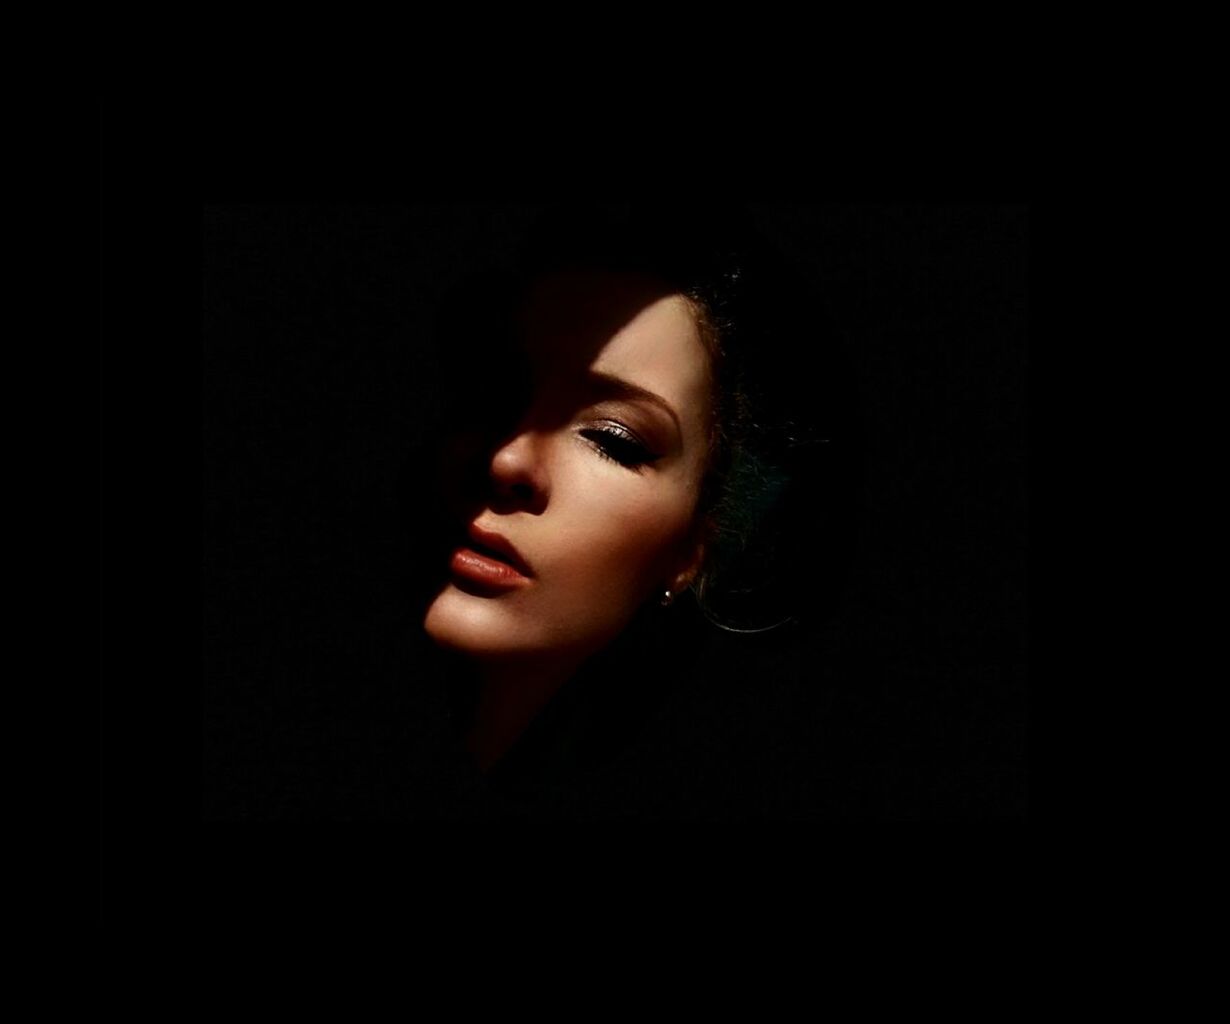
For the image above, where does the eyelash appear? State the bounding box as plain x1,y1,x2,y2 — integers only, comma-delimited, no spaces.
580,423,658,471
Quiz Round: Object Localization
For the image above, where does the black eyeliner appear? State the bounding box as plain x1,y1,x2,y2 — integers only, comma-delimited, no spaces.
580,424,660,470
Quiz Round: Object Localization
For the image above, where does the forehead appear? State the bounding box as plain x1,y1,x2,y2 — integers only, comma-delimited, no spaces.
520,270,713,439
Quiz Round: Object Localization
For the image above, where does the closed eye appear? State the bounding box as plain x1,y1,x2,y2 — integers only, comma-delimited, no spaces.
580,424,659,471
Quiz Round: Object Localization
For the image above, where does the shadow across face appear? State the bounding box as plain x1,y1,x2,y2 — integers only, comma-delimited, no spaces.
400,203,864,639
401,263,702,614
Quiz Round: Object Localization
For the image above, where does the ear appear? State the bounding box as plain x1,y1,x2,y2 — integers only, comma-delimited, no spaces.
668,538,707,595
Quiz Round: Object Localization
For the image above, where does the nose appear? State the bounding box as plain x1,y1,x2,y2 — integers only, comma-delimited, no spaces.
487,425,550,514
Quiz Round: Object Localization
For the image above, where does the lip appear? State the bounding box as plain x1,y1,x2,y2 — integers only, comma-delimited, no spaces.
448,546,532,591
464,522,535,578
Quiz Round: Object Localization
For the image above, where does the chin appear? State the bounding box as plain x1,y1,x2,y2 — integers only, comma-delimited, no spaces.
423,581,628,665
422,583,529,659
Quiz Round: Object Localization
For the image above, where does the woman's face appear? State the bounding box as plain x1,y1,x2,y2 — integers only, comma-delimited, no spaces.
423,270,713,665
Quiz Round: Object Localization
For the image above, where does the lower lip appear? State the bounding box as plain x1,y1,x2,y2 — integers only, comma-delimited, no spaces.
449,546,532,590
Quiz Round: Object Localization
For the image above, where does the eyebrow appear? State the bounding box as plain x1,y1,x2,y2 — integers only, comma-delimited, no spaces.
584,370,682,439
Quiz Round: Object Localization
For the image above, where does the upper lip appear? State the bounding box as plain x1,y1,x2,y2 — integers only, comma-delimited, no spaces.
465,522,535,578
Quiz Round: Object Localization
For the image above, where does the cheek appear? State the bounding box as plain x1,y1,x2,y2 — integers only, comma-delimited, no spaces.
557,473,695,601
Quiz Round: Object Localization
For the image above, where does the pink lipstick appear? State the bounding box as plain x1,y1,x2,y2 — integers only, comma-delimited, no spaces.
447,522,534,591
449,546,532,588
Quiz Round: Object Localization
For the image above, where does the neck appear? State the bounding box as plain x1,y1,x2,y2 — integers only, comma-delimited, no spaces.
464,654,585,773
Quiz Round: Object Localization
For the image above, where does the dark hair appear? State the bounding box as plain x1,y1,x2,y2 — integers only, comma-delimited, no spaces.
412,203,862,634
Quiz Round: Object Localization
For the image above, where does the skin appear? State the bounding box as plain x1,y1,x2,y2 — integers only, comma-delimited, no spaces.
422,270,714,769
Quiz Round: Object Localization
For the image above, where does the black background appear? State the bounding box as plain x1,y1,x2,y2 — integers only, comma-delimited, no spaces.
200,203,1027,820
